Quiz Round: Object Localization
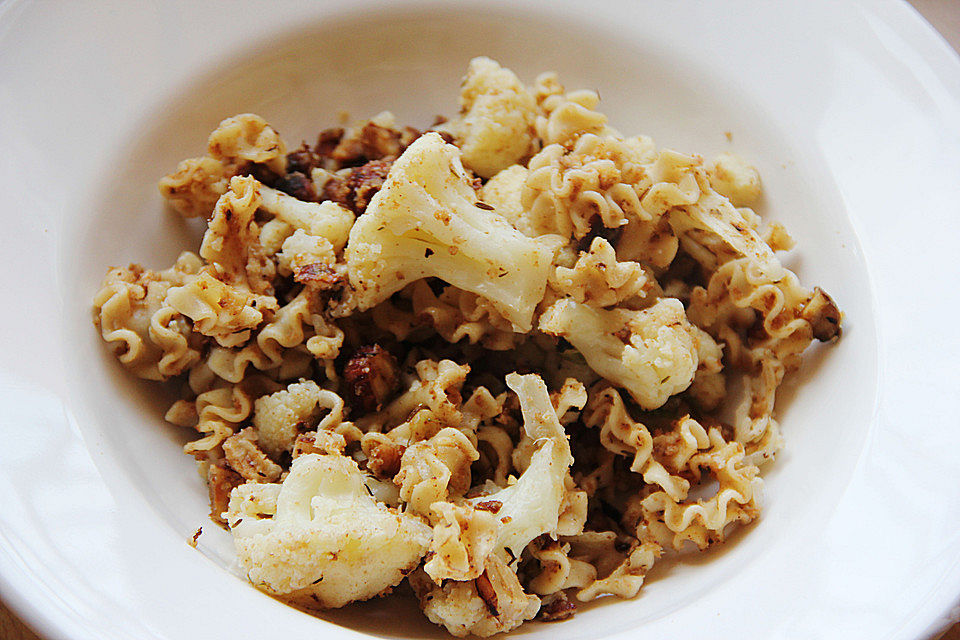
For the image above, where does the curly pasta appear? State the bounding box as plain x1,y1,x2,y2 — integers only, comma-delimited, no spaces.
522,133,656,239
166,270,277,348
166,379,268,456
533,77,611,146
93,253,204,380
635,424,762,551
407,281,520,350
582,386,689,501
94,58,841,636
527,536,596,596
573,536,662,601
550,237,652,307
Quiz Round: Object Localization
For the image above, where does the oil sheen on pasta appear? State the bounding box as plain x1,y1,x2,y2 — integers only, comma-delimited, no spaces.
92,57,842,636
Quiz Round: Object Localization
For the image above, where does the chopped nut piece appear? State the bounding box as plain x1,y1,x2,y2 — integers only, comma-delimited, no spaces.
294,262,343,290
286,143,321,175
343,344,401,414
363,438,406,478
323,159,393,214
314,127,345,160
274,171,317,202
328,122,420,168
475,500,502,513
538,592,576,622
207,461,243,525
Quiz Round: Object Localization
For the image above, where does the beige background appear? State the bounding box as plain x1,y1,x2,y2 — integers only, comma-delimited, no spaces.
2,1,959,639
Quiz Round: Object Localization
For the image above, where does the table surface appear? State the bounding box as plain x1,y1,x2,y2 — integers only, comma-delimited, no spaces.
2,1,959,639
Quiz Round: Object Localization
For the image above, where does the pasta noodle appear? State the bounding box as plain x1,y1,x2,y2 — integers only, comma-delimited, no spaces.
93,58,842,635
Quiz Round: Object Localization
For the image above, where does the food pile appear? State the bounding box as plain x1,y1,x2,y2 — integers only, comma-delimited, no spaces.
93,57,840,636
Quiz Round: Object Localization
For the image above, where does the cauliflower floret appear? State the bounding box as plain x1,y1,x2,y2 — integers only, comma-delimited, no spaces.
225,454,431,608
411,555,540,637
259,185,355,253
464,373,575,561
207,113,287,174
448,57,537,178
345,132,557,331
478,164,528,231
540,298,700,410
253,380,344,459
706,152,761,206
276,229,336,276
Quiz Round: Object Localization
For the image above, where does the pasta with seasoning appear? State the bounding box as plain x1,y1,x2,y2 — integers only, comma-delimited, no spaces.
93,57,842,636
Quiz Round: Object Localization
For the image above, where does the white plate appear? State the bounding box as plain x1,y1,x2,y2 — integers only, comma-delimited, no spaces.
1,0,959,638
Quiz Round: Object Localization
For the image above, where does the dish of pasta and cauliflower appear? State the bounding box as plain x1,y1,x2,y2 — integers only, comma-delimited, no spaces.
93,57,841,636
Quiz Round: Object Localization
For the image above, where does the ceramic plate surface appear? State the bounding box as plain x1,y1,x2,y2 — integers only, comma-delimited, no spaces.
1,1,959,638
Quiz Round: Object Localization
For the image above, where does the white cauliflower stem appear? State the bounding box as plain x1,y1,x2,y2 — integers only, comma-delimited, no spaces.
466,373,574,560
346,132,556,331
225,453,431,608
259,185,355,253
540,298,700,410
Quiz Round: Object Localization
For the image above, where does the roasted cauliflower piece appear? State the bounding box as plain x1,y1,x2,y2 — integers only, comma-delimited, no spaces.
447,57,538,178
540,298,700,410
479,165,528,231
464,373,576,561
225,453,431,608
706,152,761,206
258,185,355,253
345,132,557,331
207,113,287,174
252,380,346,460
